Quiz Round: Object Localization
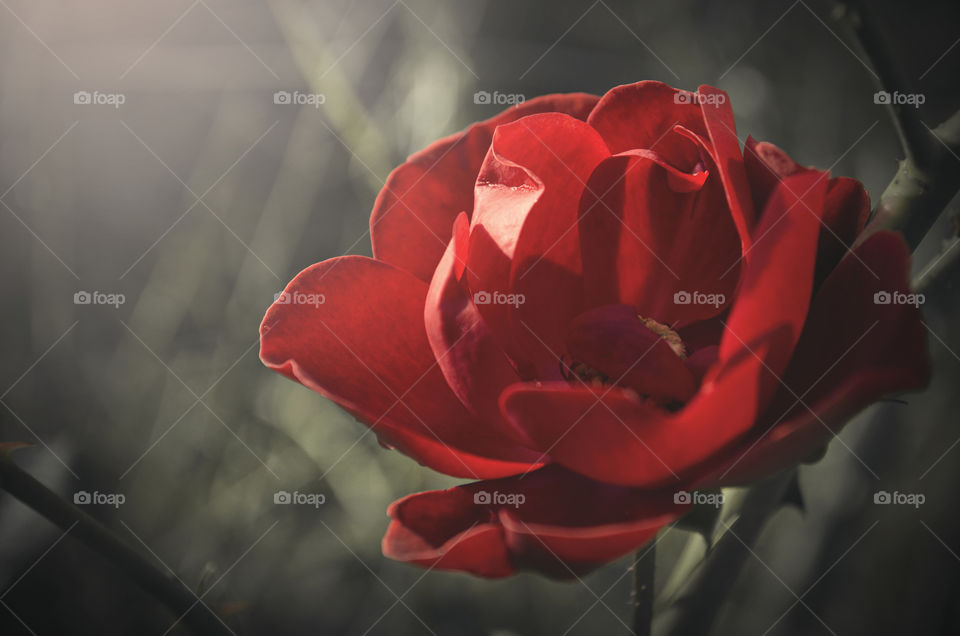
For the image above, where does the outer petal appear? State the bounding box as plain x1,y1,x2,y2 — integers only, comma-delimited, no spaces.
502,171,830,487
260,255,540,479
743,137,870,286
424,213,529,443
371,94,599,282
743,136,809,211
586,80,707,168
468,113,610,377
382,465,689,578
717,169,829,402
696,85,756,250
815,176,870,285
693,231,930,486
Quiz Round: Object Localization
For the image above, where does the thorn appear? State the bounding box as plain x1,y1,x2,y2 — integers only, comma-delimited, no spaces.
781,472,805,513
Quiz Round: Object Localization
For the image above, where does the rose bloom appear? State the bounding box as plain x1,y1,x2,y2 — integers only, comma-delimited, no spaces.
260,82,929,578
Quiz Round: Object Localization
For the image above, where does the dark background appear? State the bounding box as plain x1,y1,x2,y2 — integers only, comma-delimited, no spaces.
1,0,958,634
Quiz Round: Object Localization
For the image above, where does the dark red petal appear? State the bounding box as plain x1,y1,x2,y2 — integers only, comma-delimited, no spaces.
742,137,868,288
503,171,831,487
815,177,870,286
685,345,718,383
500,343,774,487
743,136,810,211
468,113,610,377
566,304,697,402
587,81,707,168
260,256,539,478
695,85,756,251
424,213,528,441
717,169,830,403
372,94,600,282
382,465,688,579
694,231,930,486
576,149,737,327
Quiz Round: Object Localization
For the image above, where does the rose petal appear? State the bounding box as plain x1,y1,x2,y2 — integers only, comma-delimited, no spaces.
425,213,529,442
586,80,707,168
694,231,930,486
382,465,688,578
372,94,600,281
815,176,870,286
696,85,756,251
743,136,809,211
717,169,830,402
260,255,540,478
468,113,610,377
565,304,697,402
576,149,737,327
502,171,831,486
499,343,775,488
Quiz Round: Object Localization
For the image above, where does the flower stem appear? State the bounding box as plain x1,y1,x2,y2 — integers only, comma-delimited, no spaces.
632,544,655,636
859,110,960,251
0,453,233,636
656,471,794,636
835,1,938,170
833,0,960,250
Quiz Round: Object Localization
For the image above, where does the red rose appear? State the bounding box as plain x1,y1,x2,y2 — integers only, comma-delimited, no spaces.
260,81,929,578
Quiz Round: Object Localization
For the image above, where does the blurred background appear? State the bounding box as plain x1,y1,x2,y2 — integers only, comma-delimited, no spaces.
0,0,958,634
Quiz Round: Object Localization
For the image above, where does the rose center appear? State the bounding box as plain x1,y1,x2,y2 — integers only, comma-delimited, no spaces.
636,315,687,360
560,314,687,389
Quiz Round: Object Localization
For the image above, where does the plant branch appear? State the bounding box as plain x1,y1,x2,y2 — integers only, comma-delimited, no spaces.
655,471,795,636
832,1,960,250
859,110,960,251
913,233,960,294
834,1,938,169
0,453,233,636
632,545,655,636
